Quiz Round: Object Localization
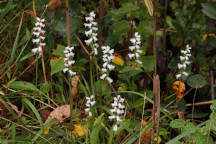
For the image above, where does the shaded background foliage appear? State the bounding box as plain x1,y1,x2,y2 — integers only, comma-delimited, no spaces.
0,0,216,143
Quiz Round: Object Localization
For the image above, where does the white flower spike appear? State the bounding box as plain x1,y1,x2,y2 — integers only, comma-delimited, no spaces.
85,95,96,117
128,32,143,64
62,46,76,76
109,95,126,131
100,46,115,83
32,17,46,57
84,11,99,55
176,44,192,79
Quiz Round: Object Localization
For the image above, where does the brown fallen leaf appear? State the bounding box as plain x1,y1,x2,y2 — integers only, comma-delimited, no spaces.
7,102,20,115
71,75,80,98
45,104,70,124
40,109,51,120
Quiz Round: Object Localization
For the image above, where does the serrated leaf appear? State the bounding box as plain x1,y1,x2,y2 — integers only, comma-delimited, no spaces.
141,56,154,72
50,57,65,75
186,74,208,88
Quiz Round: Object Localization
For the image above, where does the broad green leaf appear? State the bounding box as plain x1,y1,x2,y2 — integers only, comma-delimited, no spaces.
137,21,153,36
113,20,131,36
141,56,154,72
210,100,216,112
186,74,208,88
7,81,42,94
121,66,142,77
170,119,185,128
50,57,65,75
202,3,216,20
40,82,52,93
94,80,111,97
52,44,65,57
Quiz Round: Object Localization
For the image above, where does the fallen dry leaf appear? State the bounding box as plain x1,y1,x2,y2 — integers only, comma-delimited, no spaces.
172,81,186,99
71,75,80,98
141,120,151,143
72,124,86,136
112,53,124,66
45,104,70,124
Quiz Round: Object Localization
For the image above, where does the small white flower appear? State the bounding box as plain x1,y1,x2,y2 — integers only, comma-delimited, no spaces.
176,74,182,79
128,53,135,59
113,125,118,131
100,73,107,80
109,115,116,120
182,71,189,76
130,38,136,44
85,38,93,45
89,112,92,117
136,60,142,64
106,77,113,83
129,46,136,51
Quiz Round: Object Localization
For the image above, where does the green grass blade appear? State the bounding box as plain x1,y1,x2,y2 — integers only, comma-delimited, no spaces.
22,98,43,127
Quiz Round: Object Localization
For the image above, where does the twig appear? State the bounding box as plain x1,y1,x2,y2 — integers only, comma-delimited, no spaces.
74,34,90,56
162,0,168,56
18,59,37,77
170,100,213,108
192,88,197,122
138,92,147,144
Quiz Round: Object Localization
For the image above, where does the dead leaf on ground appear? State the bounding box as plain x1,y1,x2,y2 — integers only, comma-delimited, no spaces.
45,104,70,124
72,124,86,136
71,75,80,98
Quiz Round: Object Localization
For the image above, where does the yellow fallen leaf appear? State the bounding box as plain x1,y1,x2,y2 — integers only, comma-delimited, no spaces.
202,34,208,40
72,124,86,136
112,54,124,66
44,127,50,135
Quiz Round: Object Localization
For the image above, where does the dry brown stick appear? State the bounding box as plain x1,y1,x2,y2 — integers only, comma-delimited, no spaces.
192,88,197,122
152,0,160,143
18,59,37,77
162,0,168,56
152,75,160,144
170,100,213,108
74,34,90,56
